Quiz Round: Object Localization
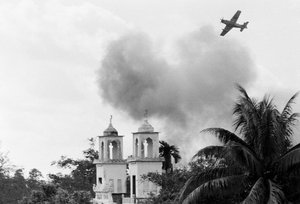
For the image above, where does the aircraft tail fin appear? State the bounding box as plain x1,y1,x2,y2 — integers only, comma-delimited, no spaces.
240,22,249,32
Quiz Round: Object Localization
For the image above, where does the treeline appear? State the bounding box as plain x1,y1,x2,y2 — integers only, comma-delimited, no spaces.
0,139,97,204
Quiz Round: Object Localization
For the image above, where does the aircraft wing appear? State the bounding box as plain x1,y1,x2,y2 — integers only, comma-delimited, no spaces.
230,10,241,23
220,25,233,36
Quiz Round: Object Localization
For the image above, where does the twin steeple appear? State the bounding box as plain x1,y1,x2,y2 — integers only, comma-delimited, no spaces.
104,110,155,134
94,111,163,201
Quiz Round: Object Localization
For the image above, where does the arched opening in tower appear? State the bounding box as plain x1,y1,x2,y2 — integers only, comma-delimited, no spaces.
108,141,112,159
101,142,104,160
146,138,153,158
111,140,119,159
135,139,139,157
141,140,145,158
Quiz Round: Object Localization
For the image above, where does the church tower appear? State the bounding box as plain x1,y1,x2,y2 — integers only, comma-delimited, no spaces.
93,116,127,203
128,112,164,198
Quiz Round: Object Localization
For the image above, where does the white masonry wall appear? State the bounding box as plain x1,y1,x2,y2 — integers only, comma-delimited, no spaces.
129,161,162,198
96,163,127,193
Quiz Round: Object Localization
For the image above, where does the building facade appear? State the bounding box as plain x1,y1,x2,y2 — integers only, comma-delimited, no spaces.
127,118,163,198
93,116,163,204
93,117,127,204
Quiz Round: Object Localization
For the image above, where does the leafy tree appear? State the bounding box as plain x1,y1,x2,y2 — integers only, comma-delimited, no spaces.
142,168,190,203
70,191,92,204
27,168,44,190
29,190,46,203
0,150,46,204
19,184,92,204
179,86,300,203
54,188,70,204
0,151,11,175
0,168,31,204
49,138,98,195
159,140,181,173
141,157,219,203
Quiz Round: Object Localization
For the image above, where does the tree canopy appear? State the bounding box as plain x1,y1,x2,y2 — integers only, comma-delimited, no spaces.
179,85,300,203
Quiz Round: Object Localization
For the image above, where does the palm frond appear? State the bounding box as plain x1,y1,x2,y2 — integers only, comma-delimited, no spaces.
258,104,281,163
181,174,247,204
193,144,262,176
159,140,170,157
178,166,245,203
193,166,245,185
281,92,299,120
233,97,259,129
235,84,251,101
287,142,300,153
171,151,181,163
267,179,287,204
242,177,266,204
192,146,227,160
226,144,263,176
169,144,181,163
178,175,198,204
233,85,260,147
282,113,300,141
274,145,300,175
287,162,300,178
285,177,300,202
277,93,299,152
201,128,258,158
201,128,244,145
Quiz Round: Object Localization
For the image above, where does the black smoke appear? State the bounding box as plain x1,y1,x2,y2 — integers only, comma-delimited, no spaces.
98,25,257,159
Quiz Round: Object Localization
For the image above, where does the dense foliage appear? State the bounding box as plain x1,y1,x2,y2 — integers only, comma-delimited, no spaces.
19,184,92,204
0,167,42,204
141,157,223,203
0,138,97,204
179,86,300,203
142,168,190,203
48,138,98,196
0,150,46,204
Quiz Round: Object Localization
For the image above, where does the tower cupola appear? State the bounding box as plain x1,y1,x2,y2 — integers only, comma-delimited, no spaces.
103,116,118,136
137,110,154,132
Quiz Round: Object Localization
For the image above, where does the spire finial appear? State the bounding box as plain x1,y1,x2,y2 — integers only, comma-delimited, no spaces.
138,109,154,132
144,109,149,123
110,115,112,125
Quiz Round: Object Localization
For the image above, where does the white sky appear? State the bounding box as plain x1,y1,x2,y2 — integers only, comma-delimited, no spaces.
0,0,299,176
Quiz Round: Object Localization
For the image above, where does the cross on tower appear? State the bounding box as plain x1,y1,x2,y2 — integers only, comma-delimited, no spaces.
143,140,148,157
144,109,148,121
109,142,113,160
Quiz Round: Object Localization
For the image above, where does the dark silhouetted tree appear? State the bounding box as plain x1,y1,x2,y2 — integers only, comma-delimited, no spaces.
49,138,98,196
179,85,300,203
159,140,181,173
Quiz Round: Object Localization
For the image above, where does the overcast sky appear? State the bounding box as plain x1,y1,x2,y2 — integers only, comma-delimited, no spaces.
0,0,299,176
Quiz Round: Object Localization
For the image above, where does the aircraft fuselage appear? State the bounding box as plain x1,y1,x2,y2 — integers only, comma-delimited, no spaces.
221,19,244,29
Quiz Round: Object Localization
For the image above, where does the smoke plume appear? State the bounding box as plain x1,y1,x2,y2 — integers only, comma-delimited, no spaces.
98,26,257,159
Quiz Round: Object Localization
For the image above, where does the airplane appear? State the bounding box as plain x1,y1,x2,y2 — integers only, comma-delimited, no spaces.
220,10,249,36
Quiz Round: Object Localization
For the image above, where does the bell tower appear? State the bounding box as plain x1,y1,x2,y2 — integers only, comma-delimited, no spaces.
98,116,124,162
93,116,127,203
128,111,164,199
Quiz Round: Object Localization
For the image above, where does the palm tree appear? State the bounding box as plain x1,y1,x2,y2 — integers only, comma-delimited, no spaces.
179,85,300,203
159,140,182,173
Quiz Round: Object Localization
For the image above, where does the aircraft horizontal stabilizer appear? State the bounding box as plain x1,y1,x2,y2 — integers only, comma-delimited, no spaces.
240,22,249,32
